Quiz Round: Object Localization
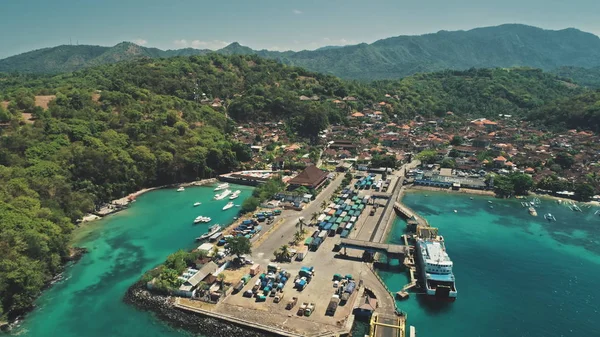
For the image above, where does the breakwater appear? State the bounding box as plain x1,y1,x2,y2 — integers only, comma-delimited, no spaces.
124,282,276,337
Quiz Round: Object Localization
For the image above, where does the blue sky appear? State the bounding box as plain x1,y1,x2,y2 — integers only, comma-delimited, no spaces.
1,0,599,59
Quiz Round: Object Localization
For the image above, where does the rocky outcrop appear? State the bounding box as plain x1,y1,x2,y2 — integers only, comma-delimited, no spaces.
124,282,277,337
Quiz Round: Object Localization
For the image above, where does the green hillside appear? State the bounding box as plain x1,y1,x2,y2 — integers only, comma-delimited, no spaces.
528,90,600,131
551,66,600,88
0,54,593,319
2,24,600,79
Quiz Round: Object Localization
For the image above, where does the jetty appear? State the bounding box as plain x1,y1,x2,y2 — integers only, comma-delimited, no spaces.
338,238,408,260
370,312,406,337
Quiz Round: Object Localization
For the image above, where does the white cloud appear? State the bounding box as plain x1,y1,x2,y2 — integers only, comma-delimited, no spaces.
174,39,230,49
133,39,147,46
293,9,302,14
173,39,188,47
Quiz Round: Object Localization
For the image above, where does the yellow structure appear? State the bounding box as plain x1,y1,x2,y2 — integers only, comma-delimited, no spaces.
370,312,405,337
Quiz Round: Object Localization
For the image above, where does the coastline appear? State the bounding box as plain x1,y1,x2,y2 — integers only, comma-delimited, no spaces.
79,178,218,223
407,185,496,196
124,281,276,337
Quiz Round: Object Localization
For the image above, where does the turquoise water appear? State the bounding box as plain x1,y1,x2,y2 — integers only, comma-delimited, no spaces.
12,184,253,337
379,192,600,337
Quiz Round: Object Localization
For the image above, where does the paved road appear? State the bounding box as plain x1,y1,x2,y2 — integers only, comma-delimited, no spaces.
252,173,345,260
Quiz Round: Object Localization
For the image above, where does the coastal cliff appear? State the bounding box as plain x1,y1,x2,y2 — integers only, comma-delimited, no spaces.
123,282,277,337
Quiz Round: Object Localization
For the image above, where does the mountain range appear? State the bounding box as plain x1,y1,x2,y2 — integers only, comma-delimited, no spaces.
2,24,600,81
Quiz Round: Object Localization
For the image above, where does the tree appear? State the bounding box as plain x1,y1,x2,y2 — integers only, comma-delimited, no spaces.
554,152,575,169
310,212,319,223
241,196,260,213
575,183,594,202
320,200,327,209
440,158,456,168
450,135,463,146
217,273,226,288
493,175,515,197
416,149,437,164
511,173,533,195
293,229,306,245
448,149,459,158
274,245,292,262
226,236,252,259
295,217,306,232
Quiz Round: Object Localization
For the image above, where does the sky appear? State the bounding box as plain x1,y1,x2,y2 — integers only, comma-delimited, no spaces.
1,0,599,59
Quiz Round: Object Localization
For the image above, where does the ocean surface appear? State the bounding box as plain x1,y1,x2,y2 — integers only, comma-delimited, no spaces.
11,184,253,337
11,188,600,337
378,191,600,337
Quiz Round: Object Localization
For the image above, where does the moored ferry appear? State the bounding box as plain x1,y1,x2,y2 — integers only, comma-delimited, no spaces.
415,236,457,301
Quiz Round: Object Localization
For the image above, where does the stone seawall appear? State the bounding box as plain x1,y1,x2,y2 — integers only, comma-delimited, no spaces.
123,281,277,337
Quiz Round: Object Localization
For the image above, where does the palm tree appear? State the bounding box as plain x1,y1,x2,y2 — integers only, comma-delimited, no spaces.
217,273,226,288
320,200,327,209
310,212,319,223
274,245,291,262
295,217,306,232
293,230,304,245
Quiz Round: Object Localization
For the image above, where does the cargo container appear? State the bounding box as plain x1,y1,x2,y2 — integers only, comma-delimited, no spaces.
250,264,261,276
340,230,349,238
318,230,328,238
256,295,267,302
304,237,313,245
329,224,338,236
296,246,308,261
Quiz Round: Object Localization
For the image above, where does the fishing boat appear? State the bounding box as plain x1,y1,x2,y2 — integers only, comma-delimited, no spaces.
544,213,556,221
222,202,234,211
229,190,241,200
196,224,222,241
177,186,185,192
193,216,211,224
214,189,232,200
214,183,230,191
572,205,583,212
193,202,201,207
528,206,537,216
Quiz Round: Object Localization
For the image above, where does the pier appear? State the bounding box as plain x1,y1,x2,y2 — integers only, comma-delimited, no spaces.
370,312,406,337
338,238,408,259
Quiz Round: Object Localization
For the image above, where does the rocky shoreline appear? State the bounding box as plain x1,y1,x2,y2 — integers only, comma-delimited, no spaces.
123,281,278,337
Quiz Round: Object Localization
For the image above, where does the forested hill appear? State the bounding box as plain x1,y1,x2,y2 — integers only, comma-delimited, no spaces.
0,54,592,320
551,66,600,88
2,24,600,79
528,90,600,131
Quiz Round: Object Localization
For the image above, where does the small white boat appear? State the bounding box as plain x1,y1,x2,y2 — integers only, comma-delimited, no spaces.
214,183,230,191
214,189,232,200
177,187,185,192
194,216,211,224
223,202,234,211
488,200,492,204
193,202,201,207
196,224,222,241
229,190,241,200
453,210,457,213
544,213,556,221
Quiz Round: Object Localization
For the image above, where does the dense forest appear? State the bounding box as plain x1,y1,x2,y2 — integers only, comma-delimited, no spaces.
528,90,600,132
0,53,598,320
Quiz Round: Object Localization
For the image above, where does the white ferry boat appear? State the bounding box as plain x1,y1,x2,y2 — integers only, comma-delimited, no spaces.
214,183,230,191
193,216,211,224
177,186,185,192
229,190,241,200
415,236,457,301
196,224,222,241
214,189,232,200
222,202,234,211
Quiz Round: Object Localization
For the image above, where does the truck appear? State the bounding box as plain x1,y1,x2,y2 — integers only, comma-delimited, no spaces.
286,296,298,310
326,295,340,316
250,264,261,276
267,263,279,273
295,278,307,290
233,281,245,293
309,237,323,251
274,291,285,303
296,246,308,261
304,303,315,317
341,281,356,301
297,302,308,316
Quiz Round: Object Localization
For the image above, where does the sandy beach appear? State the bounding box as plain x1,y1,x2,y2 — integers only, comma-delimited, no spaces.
408,185,496,196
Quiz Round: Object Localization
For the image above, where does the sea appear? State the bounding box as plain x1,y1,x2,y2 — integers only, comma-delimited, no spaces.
10,184,254,337
10,188,600,337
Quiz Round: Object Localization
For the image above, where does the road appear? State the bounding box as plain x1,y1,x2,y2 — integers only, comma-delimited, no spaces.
252,173,345,260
